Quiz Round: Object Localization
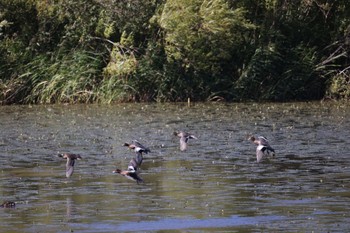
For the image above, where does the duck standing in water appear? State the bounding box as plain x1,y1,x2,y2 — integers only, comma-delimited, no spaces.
58,153,82,178
124,140,151,166
174,131,198,151
248,135,275,163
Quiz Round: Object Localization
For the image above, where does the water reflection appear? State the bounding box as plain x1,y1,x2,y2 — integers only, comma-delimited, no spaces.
0,102,350,232
66,197,74,221
71,214,285,232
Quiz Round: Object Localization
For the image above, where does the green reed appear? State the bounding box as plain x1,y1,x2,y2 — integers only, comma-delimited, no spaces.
18,50,103,104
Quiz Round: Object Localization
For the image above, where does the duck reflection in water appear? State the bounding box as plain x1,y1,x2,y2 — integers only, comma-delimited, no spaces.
248,135,275,163
66,197,73,220
58,153,82,178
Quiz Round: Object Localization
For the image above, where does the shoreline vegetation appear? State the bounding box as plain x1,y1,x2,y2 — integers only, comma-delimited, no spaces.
1,0,349,105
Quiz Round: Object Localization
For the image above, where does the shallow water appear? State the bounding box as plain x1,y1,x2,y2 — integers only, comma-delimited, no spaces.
0,102,349,232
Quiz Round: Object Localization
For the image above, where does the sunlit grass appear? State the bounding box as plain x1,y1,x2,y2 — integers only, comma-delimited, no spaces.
20,50,102,104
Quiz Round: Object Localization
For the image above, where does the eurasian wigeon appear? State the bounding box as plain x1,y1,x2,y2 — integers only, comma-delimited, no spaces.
248,135,275,163
58,153,82,178
123,140,151,155
113,168,144,184
174,131,198,151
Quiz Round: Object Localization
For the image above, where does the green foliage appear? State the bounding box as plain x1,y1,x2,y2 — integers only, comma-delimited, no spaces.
97,0,158,33
235,42,325,101
103,44,137,78
99,40,138,103
19,50,102,104
95,10,117,39
1,0,350,103
159,0,255,75
96,75,129,103
326,71,350,100
132,56,190,102
0,0,37,82
235,45,284,100
157,0,257,101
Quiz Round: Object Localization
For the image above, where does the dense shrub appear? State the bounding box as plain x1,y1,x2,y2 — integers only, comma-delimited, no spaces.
0,0,349,104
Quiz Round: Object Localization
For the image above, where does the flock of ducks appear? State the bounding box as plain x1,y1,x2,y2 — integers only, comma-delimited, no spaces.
1,131,275,208
56,131,275,183
112,140,151,184
111,131,200,183
56,130,201,183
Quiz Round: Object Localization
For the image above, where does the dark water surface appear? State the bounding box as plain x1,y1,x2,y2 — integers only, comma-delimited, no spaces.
1,102,349,232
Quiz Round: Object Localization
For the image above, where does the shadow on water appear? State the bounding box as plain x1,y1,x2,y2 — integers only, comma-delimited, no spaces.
1,102,350,232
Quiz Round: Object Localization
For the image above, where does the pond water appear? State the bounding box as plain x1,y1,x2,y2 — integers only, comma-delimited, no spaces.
0,102,349,232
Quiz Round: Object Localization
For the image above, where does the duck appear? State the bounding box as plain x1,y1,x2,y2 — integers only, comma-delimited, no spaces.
58,153,82,178
248,135,275,163
0,201,16,208
123,140,151,155
124,140,150,167
113,167,144,184
128,156,142,171
174,131,198,151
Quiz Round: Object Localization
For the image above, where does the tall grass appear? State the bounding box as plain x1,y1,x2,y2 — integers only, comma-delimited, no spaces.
19,50,103,104
97,75,133,103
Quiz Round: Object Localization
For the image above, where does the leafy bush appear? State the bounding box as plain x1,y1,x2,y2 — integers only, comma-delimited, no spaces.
1,0,350,103
326,71,350,100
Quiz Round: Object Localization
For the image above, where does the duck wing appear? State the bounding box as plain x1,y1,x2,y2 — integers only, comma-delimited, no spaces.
132,140,151,154
256,145,267,163
135,152,143,166
65,158,75,178
179,137,188,151
257,136,275,153
128,171,144,184
187,134,198,140
128,158,138,171
257,136,271,146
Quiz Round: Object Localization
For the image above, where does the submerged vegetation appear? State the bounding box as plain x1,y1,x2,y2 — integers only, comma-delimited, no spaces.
0,0,349,104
